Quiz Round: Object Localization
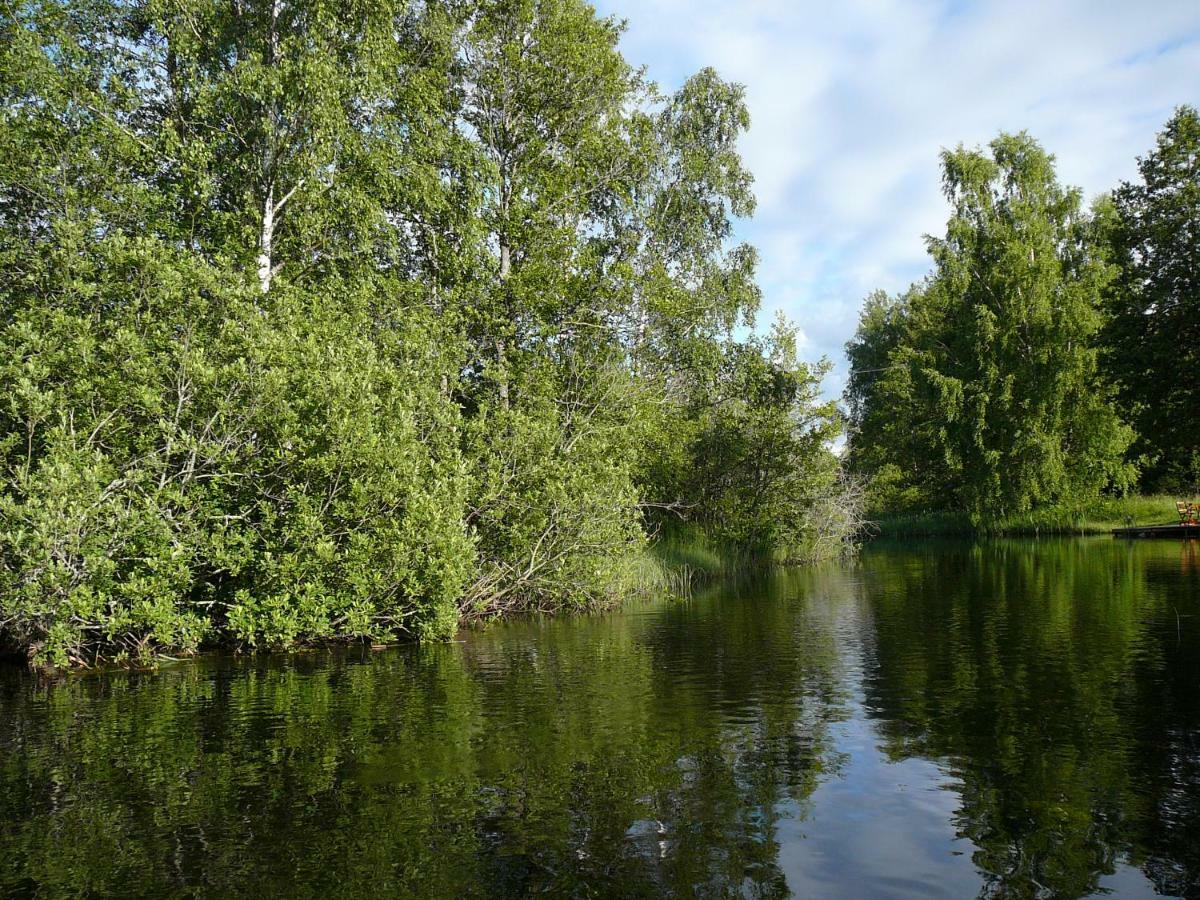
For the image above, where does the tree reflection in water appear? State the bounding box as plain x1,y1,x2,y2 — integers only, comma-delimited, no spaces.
1,539,1197,898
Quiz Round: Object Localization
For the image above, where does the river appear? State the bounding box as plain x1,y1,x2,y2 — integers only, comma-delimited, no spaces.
2,538,1198,897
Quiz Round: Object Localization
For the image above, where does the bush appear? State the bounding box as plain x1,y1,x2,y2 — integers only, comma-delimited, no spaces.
0,240,473,666
462,357,645,616
211,285,474,648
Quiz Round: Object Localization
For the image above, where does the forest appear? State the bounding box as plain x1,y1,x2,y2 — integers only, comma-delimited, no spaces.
0,0,849,667
845,107,1200,523
1,0,1196,670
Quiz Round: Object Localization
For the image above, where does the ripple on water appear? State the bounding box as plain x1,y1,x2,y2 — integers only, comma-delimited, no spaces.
0,537,1197,897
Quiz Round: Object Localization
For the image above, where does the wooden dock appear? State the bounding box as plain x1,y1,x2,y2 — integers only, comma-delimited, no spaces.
1112,523,1200,539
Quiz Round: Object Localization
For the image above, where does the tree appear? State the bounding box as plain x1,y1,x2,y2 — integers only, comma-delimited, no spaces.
458,0,643,402
1101,106,1200,492
0,0,846,666
845,133,1137,520
449,0,649,614
683,315,842,558
843,288,937,514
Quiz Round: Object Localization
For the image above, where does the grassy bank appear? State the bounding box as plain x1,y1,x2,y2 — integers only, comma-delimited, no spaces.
871,495,1189,538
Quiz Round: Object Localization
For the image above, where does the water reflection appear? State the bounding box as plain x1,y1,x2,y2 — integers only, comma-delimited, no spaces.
0,538,1197,897
859,540,1200,899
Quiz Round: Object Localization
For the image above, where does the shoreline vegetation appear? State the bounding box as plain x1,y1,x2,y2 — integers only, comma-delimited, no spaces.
1,0,862,671
844,107,1199,543
870,495,1192,538
0,527,836,675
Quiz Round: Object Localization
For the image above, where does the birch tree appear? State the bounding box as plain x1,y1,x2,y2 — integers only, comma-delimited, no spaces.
845,133,1137,520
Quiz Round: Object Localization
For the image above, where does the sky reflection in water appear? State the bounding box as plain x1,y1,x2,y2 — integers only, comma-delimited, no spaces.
1,538,1197,898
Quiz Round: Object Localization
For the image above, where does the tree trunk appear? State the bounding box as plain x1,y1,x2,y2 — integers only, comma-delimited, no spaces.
256,0,283,295
496,222,512,409
257,186,275,294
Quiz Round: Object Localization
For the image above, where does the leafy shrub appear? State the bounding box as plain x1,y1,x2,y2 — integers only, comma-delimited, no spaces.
0,240,473,666
463,357,645,616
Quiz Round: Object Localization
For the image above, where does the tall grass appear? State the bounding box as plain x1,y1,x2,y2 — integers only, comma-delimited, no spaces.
612,548,702,601
608,527,771,602
650,529,749,574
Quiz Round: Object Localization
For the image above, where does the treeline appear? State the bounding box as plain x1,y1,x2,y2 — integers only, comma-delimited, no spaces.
846,108,1200,520
0,0,852,667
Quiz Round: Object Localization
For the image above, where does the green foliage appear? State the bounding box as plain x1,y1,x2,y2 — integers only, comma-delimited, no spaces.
1100,106,1200,493
871,494,1188,537
0,233,473,665
0,0,844,666
463,355,645,616
846,133,1138,523
209,288,474,649
0,0,476,665
651,315,845,560
845,288,932,513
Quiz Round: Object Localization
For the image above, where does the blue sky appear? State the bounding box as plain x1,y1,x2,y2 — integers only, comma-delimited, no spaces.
593,0,1200,399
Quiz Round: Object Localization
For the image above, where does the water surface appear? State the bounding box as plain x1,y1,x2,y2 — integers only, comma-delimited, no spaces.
2,539,1198,897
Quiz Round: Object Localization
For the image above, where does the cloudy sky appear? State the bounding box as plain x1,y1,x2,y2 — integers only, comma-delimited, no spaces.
593,0,1200,398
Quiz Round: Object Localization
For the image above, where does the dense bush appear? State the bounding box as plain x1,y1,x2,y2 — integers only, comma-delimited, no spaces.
0,237,474,666
462,356,646,616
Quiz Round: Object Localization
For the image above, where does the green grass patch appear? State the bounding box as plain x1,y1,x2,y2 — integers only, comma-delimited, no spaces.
871,494,1190,537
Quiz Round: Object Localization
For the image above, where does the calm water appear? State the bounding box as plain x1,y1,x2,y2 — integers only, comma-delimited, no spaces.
2,539,1199,898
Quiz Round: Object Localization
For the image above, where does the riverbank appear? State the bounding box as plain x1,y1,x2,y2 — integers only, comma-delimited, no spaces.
870,495,1187,537
2,523,857,673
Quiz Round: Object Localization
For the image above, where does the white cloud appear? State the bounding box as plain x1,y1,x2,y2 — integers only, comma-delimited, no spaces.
595,0,1200,399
